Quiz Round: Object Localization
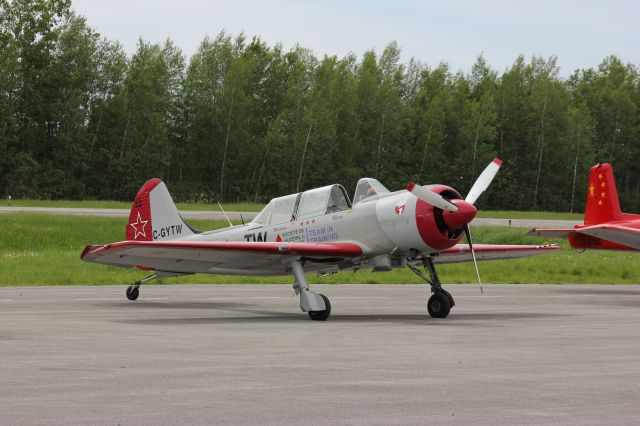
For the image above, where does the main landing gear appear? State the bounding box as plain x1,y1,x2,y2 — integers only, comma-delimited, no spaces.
407,256,455,318
126,273,158,301
291,261,331,321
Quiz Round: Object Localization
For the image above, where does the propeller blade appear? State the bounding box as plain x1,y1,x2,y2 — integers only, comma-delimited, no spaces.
407,182,458,212
465,158,502,205
463,224,484,294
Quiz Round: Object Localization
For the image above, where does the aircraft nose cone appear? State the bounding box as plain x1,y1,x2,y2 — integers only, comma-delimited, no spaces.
442,200,477,230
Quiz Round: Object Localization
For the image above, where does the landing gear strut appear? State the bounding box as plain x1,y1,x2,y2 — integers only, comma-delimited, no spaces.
126,273,158,301
290,261,331,321
407,256,455,318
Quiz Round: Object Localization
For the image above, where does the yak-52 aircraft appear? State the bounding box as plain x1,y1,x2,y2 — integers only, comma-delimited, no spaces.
528,163,640,251
81,159,557,320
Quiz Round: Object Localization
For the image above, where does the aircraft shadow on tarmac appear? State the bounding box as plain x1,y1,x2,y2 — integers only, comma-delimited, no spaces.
105,301,563,325
102,300,249,310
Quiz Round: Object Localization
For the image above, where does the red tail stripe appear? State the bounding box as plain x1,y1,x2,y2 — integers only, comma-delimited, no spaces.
125,178,162,241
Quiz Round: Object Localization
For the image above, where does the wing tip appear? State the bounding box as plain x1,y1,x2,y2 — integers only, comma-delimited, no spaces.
492,157,503,166
80,245,93,259
407,182,416,192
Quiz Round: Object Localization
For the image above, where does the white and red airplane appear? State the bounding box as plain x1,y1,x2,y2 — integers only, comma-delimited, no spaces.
529,163,640,251
81,159,557,320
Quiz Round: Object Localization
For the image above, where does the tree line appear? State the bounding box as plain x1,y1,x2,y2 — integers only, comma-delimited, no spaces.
2,0,639,212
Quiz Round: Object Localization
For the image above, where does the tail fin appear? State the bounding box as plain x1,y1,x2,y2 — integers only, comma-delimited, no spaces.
126,178,198,241
584,163,623,225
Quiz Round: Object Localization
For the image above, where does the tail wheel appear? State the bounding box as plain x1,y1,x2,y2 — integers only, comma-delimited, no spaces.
308,294,331,321
126,285,140,301
427,293,451,318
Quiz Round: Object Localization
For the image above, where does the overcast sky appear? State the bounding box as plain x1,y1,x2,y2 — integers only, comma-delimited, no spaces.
72,0,638,77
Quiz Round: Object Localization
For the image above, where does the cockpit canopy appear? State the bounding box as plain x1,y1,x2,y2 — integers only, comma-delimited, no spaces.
252,184,352,225
353,178,390,204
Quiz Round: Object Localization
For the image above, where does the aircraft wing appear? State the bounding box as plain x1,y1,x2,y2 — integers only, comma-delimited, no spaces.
526,228,575,238
573,224,640,250
432,243,559,264
81,241,363,276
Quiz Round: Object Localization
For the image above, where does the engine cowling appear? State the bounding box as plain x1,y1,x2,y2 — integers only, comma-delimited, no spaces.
376,185,472,252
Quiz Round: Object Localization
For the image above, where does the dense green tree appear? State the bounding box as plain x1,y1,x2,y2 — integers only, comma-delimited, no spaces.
1,0,640,214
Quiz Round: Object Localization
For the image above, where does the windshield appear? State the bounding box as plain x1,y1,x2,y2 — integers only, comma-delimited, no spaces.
353,178,390,204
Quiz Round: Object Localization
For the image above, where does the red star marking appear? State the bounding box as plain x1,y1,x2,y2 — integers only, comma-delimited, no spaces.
130,211,148,239
588,184,595,197
601,182,606,188
598,173,603,180
601,191,606,198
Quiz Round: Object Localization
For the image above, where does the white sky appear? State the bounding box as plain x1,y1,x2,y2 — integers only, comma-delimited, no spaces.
72,0,639,77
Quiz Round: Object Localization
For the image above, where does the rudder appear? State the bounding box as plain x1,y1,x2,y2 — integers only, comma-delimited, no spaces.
126,178,197,241
584,163,622,225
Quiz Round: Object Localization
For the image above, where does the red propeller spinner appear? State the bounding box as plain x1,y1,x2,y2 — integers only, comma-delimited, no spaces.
442,199,478,231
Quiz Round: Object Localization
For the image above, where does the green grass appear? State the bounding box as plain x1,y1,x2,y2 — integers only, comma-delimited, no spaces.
0,198,264,212
1,213,636,286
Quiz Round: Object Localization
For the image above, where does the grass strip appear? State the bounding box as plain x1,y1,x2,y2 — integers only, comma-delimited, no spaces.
1,213,634,286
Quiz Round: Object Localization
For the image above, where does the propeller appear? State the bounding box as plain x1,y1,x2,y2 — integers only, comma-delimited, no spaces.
463,224,483,294
462,158,501,292
407,158,502,293
465,158,502,204
407,182,458,212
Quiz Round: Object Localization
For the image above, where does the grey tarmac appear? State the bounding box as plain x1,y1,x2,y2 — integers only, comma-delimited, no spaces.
1,284,639,425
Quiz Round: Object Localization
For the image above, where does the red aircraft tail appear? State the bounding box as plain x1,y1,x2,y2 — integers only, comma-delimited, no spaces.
126,178,197,241
584,163,623,225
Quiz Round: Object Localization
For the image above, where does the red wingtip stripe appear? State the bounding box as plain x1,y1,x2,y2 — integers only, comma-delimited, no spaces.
407,182,416,191
492,158,502,166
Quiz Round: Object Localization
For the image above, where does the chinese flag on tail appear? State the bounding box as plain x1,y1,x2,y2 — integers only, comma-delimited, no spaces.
584,163,622,225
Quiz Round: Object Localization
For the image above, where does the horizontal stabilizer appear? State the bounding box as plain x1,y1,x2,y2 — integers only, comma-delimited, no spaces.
575,224,640,250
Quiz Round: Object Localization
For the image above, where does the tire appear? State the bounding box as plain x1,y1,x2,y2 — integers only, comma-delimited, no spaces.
126,285,139,301
441,289,455,308
427,293,451,318
308,294,331,321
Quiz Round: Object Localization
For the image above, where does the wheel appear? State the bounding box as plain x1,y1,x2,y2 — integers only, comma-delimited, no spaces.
308,294,331,321
440,289,455,308
427,292,451,318
126,285,139,301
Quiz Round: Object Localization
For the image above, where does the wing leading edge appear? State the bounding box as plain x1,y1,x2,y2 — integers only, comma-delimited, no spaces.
433,243,559,264
81,240,558,275
81,240,364,276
